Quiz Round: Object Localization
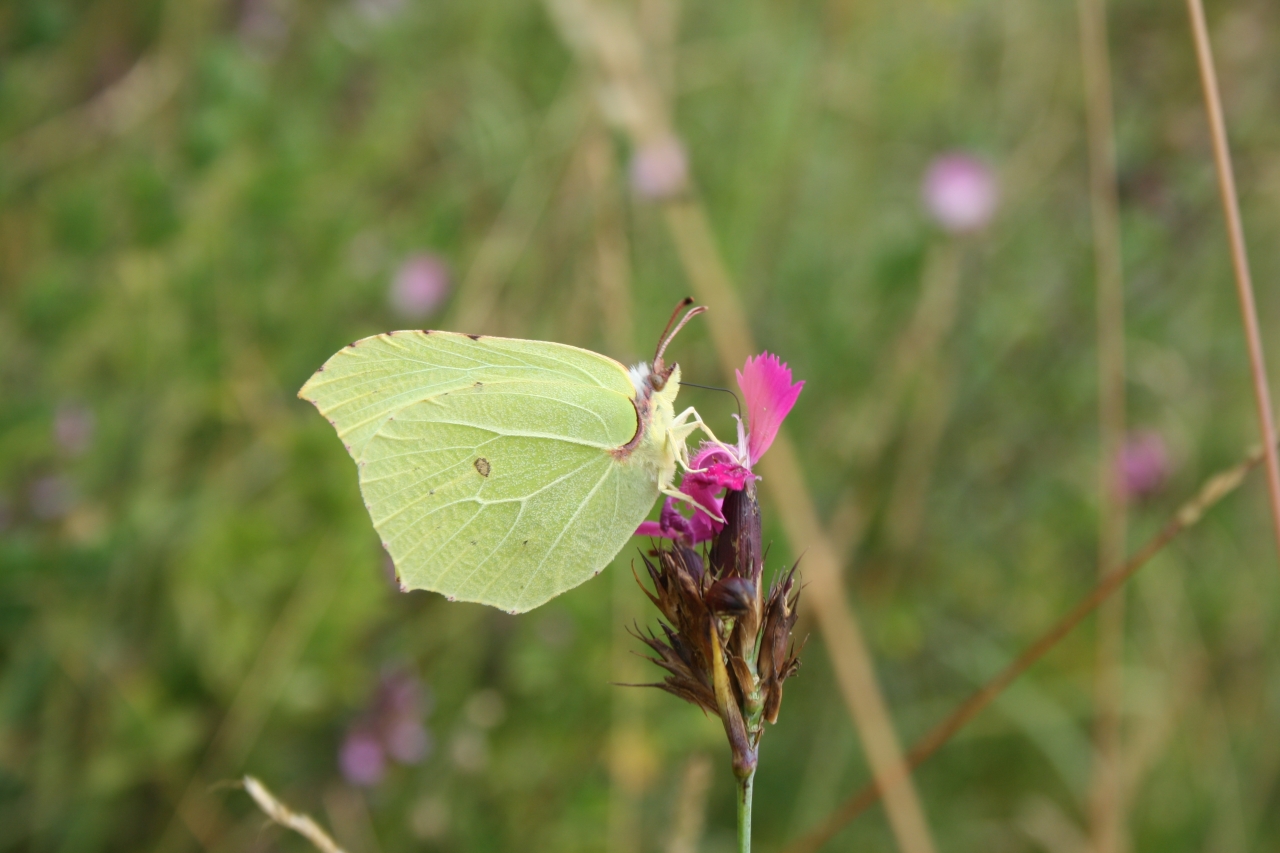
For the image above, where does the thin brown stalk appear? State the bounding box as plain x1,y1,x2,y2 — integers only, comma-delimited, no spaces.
781,443,1267,853
1077,0,1129,848
243,776,348,853
1184,0,1280,564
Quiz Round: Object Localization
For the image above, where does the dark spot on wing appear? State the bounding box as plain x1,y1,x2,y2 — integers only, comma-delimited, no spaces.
466,333,481,340
522,540,528,546
429,489,435,495
470,540,476,546
473,381,483,387
474,457,491,477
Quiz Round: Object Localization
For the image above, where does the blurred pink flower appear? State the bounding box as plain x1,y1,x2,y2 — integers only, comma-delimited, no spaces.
385,717,431,764
389,254,450,320
30,475,74,520
629,135,689,200
238,0,290,56
54,403,95,456
1116,431,1168,501
922,152,998,233
340,730,386,787
638,352,802,545
338,668,433,786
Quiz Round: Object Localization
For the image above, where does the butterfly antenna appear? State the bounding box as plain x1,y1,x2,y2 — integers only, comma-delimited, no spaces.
679,382,741,421
656,297,695,357
655,304,707,366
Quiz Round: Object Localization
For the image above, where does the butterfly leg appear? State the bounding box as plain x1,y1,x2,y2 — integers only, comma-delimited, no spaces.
667,406,735,471
658,482,727,524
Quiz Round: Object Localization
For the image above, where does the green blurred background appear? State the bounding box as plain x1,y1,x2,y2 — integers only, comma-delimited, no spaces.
4,0,1280,850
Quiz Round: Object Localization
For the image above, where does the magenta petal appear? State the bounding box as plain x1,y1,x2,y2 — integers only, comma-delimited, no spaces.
690,442,735,471
736,353,803,464
686,509,720,544
636,520,667,538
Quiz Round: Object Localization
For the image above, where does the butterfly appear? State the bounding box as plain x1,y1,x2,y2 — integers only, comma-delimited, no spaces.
299,299,718,613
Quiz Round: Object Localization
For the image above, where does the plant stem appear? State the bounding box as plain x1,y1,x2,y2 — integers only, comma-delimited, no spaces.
737,769,755,853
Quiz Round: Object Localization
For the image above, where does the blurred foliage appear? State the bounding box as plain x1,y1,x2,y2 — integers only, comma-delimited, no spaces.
3,0,1280,851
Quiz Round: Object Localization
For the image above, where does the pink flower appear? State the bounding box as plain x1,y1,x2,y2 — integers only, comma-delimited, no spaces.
54,403,95,456
338,668,433,786
389,254,451,319
1116,431,1169,501
340,731,386,787
629,135,689,201
638,495,721,545
922,152,998,233
736,353,804,465
637,352,802,544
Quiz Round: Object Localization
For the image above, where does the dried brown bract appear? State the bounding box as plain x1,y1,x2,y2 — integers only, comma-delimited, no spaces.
633,480,802,779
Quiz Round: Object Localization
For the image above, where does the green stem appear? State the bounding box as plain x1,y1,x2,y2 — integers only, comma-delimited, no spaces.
737,768,755,853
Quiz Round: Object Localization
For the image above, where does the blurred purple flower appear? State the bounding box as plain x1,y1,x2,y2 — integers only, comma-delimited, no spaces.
922,152,998,233
1116,431,1168,501
54,403,95,456
389,254,451,320
340,730,386,787
339,668,433,785
629,135,689,201
30,475,74,520
385,717,431,764
238,0,290,56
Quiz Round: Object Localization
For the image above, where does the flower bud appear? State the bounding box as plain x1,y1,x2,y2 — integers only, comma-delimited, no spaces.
705,577,756,617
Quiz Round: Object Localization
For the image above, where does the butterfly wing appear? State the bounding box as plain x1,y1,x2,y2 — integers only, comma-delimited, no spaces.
299,331,660,612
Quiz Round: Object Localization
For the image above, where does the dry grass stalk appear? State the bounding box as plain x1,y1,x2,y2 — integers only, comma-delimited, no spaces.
243,776,349,853
666,754,713,853
782,442,1270,853
586,119,650,853
1076,0,1129,848
1183,0,1280,564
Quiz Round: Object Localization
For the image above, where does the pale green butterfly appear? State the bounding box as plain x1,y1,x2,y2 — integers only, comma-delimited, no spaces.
299,300,719,613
